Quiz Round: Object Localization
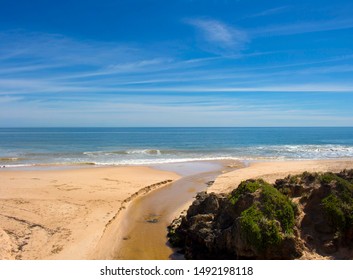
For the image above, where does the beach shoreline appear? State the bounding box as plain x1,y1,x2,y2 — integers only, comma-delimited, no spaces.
1,158,353,260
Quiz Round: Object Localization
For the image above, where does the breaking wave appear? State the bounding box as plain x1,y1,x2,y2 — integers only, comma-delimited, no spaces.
2,145,353,168
242,145,353,159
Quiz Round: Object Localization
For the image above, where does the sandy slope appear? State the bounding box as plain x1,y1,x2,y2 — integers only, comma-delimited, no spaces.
210,159,353,194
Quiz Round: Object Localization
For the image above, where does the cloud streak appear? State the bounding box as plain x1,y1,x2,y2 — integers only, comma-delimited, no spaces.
184,18,248,53
1,92,351,127
251,18,353,37
245,6,289,19
1,27,353,126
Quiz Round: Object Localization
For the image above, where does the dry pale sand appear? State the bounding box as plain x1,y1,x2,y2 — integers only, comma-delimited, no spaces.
0,166,179,260
210,159,353,194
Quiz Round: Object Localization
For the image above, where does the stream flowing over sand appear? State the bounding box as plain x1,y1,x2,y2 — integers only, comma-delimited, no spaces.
95,161,235,259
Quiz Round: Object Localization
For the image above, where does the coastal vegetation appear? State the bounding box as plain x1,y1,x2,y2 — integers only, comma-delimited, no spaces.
230,180,295,251
168,170,353,259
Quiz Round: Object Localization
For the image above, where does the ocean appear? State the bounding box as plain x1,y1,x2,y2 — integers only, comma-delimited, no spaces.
1,127,353,167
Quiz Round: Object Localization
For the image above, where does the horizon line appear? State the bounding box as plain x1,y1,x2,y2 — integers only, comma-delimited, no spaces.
1,126,353,129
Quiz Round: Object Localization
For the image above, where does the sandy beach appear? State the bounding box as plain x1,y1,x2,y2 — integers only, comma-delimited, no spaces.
1,159,353,260
210,159,353,194
0,166,179,260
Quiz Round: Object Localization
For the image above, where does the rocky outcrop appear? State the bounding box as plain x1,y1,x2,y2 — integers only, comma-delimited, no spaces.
168,170,353,259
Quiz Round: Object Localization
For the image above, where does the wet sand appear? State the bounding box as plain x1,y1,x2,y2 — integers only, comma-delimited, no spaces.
110,161,235,260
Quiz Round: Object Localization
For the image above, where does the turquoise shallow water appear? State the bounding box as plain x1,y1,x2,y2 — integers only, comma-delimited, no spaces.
1,127,353,167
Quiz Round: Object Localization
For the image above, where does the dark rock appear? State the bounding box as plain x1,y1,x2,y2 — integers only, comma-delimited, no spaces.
168,169,353,260
314,221,335,234
305,234,314,243
187,192,220,217
206,181,215,187
323,240,338,254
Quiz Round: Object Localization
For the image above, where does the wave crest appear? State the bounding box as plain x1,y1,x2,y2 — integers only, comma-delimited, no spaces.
84,149,163,156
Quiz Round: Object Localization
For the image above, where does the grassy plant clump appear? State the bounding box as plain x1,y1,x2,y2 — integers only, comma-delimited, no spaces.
288,175,300,184
240,205,282,251
234,180,296,251
229,179,271,205
320,173,353,231
261,184,295,233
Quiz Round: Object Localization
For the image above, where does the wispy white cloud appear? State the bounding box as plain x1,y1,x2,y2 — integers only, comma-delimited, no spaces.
298,64,353,75
2,29,353,96
107,58,172,71
2,93,351,127
58,58,173,80
251,18,353,37
0,30,159,67
245,6,289,19
183,16,353,54
0,63,65,75
2,77,353,96
1,29,353,127
98,84,353,93
0,96,23,103
184,18,248,53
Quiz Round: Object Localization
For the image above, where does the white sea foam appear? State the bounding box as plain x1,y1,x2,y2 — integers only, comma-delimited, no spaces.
245,145,353,159
83,149,162,156
92,156,237,166
1,164,33,168
125,149,162,155
2,145,353,168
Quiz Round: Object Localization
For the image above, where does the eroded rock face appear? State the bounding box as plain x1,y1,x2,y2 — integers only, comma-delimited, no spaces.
168,170,353,260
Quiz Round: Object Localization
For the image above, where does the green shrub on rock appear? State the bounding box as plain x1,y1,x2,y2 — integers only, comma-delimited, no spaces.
228,179,270,205
320,174,353,232
240,204,282,251
232,180,296,251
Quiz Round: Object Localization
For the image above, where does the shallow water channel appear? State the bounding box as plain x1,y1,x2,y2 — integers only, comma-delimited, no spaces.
114,161,232,260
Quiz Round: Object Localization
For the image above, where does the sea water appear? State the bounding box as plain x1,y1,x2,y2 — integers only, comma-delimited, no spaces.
1,127,353,167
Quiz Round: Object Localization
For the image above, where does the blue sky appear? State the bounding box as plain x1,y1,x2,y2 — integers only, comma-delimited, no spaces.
0,0,353,127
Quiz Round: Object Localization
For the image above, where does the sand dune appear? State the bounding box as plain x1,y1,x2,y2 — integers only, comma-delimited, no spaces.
211,159,353,194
